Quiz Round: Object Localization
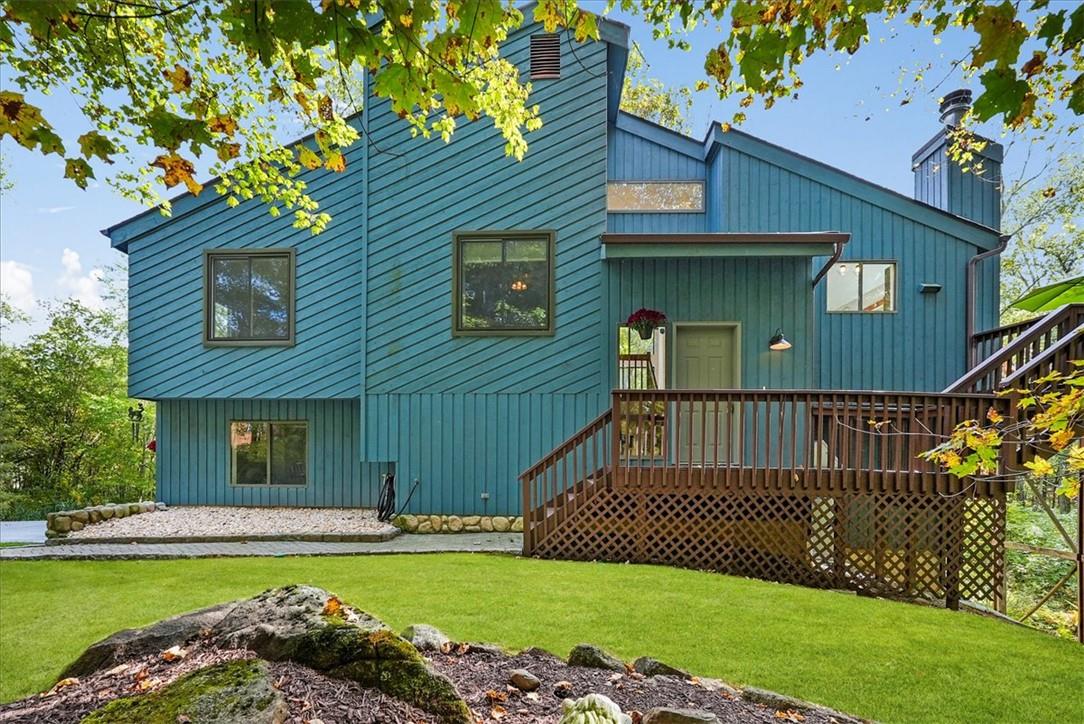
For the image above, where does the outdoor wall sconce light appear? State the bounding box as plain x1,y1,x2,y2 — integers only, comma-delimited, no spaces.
768,329,792,351
919,283,943,294
510,279,528,292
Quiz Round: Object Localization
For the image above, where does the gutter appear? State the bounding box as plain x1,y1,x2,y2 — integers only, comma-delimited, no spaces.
966,233,1011,368
812,240,846,287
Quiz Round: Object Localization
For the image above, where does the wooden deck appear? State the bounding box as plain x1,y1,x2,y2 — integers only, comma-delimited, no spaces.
521,389,1016,609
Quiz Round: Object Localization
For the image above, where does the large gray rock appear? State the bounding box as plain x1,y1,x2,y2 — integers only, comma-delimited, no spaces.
741,687,861,723
642,708,720,724
401,623,451,652
63,586,470,723
632,656,688,679
567,643,625,672
62,601,236,678
82,659,287,724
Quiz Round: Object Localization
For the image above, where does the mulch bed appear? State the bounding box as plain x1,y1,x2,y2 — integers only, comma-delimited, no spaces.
0,640,845,723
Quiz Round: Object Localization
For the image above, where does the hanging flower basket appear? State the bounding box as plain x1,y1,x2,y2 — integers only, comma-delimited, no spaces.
626,308,667,340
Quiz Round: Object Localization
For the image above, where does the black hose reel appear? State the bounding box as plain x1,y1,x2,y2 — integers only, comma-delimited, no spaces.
377,472,419,522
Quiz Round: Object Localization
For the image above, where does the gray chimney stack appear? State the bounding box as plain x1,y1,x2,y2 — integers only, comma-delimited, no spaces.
938,88,972,127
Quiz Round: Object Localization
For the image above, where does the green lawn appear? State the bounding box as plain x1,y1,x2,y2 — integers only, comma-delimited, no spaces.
1,554,1081,723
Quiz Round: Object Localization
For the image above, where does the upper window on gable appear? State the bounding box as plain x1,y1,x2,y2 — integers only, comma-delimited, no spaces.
826,261,896,313
205,250,294,345
453,232,555,336
607,182,705,212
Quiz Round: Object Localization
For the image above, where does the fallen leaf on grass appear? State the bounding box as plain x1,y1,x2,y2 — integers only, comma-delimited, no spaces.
161,645,187,662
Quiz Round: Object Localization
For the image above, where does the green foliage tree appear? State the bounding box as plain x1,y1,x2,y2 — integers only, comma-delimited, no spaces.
1,1,1080,229
619,43,694,133
1000,151,1084,321
0,298,155,519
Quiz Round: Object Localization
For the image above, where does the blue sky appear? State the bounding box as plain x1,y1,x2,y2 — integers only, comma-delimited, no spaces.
0,5,1072,342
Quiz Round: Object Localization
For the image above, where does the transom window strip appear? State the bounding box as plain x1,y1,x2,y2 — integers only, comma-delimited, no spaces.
606,181,705,212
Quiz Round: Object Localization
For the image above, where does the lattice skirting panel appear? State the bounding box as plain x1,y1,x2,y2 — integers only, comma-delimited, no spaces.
530,488,1006,608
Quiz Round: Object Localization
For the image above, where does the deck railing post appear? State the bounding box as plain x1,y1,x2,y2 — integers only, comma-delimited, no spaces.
521,473,532,556
611,390,622,487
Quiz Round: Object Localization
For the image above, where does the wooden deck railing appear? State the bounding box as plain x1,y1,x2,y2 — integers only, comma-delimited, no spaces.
971,317,1040,365
520,409,612,555
618,353,657,389
1000,321,1084,390
951,304,1084,392
611,389,1017,495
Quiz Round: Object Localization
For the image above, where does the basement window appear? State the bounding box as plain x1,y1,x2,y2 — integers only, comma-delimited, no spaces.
453,231,555,335
530,33,561,79
607,181,705,212
827,261,896,313
230,421,308,486
205,249,295,345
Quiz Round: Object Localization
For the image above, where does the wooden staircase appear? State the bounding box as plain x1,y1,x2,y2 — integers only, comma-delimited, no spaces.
946,303,1084,393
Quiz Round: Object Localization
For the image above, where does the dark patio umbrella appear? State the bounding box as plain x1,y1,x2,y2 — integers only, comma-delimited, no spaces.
1010,275,1084,313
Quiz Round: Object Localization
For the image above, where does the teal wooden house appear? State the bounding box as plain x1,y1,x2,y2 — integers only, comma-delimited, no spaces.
104,18,1006,520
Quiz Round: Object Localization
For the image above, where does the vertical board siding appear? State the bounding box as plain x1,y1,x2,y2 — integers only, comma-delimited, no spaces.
914,139,1002,230
606,126,707,233
124,146,364,399
603,258,814,390
365,392,606,515
714,146,983,391
361,25,610,514
157,399,387,507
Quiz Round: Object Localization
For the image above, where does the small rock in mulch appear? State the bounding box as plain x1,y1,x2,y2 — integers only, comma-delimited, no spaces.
401,623,451,652
568,643,626,672
633,656,689,679
643,707,720,723
508,668,541,692
426,646,858,724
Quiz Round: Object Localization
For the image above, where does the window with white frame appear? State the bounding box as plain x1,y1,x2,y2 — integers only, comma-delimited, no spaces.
826,262,896,313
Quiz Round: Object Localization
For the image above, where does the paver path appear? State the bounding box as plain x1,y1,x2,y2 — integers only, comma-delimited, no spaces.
0,532,521,560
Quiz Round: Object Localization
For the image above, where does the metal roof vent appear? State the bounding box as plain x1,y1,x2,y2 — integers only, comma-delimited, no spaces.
939,89,972,127
530,34,561,80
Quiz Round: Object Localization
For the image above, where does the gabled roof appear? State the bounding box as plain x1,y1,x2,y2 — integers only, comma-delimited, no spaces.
614,111,1003,250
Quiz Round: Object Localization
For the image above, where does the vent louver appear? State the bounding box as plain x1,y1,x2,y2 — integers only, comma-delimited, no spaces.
530,34,561,80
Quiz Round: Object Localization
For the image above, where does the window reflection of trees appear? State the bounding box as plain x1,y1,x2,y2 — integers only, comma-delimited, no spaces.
606,182,704,212
230,421,306,486
460,238,550,330
211,254,290,340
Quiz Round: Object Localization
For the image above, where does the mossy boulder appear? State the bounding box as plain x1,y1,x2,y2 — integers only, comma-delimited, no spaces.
82,659,286,724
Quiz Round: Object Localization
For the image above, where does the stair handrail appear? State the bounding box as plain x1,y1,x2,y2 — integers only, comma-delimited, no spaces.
520,409,612,555
1000,320,1084,389
946,304,1084,392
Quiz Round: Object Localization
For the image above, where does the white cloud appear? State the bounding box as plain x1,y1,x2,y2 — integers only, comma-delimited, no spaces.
57,248,105,310
36,206,76,215
0,260,35,314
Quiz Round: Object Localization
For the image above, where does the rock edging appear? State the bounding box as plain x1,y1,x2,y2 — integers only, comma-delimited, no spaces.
392,513,523,534
48,529,400,545
46,501,164,539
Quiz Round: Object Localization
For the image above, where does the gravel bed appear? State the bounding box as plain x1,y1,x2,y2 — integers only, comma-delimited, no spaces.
67,506,396,540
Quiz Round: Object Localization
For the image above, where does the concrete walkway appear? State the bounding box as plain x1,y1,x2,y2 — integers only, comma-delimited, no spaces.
0,520,46,544
0,532,522,560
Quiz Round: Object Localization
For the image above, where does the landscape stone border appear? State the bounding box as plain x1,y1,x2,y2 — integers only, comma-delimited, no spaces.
50,530,401,545
393,513,524,534
46,501,162,539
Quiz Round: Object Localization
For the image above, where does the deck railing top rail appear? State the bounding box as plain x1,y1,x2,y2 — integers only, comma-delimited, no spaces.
948,303,1084,393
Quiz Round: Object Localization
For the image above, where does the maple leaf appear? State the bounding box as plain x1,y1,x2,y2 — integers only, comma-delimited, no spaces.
775,710,805,722
217,142,241,162
298,146,321,171
986,407,1004,424
318,95,334,122
164,64,192,93
324,150,346,173
485,689,508,703
64,158,94,189
150,153,203,195
161,645,187,662
490,704,507,720
208,115,237,136
77,131,116,163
